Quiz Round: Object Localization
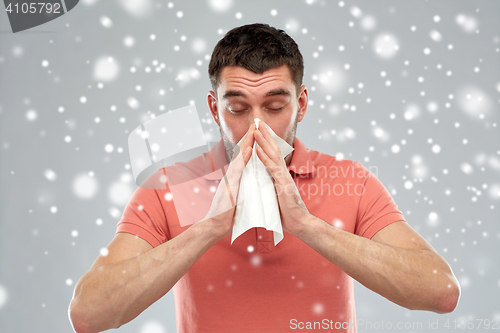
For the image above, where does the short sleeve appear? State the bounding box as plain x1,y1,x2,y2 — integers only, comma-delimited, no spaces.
354,169,406,239
116,184,171,248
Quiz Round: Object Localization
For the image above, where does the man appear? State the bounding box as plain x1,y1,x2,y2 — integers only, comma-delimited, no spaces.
69,23,460,333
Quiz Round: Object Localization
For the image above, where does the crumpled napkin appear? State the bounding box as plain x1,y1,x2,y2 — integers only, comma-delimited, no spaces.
231,119,294,245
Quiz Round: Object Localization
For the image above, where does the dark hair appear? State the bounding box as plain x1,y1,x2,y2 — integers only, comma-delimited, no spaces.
208,23,304,95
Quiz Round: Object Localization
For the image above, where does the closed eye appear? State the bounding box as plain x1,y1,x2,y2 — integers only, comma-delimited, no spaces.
230,107,284,113
228,108,246,113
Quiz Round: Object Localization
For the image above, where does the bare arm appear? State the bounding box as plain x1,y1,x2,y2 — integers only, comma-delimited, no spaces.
296,218,461,313
253,120,460,314
69,125,255,333
69,222,220,333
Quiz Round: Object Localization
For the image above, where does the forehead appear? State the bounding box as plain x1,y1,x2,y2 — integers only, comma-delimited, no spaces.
218,65,295,92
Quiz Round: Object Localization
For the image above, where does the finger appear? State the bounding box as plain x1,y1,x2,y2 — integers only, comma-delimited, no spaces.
227,148,246,179
225,144,252,197
242,146,252,165
254,129,281,164
256,146,281,177
256,121,278,151
245,124,255,151
256,145,292,189
205,126,255,221
232,123,255,162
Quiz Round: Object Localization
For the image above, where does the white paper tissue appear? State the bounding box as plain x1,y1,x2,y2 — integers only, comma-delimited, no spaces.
231,119,294,245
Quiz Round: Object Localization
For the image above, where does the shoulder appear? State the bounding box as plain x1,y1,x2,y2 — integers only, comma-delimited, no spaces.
306,147,369,179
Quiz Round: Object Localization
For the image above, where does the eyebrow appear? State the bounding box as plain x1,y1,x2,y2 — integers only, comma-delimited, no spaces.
222,88,292,99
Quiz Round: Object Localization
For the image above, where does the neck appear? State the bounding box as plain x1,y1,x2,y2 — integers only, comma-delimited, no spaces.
285,151,294,167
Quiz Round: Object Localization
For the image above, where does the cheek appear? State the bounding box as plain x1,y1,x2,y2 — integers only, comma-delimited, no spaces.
270,113,296,137
219,115,244,143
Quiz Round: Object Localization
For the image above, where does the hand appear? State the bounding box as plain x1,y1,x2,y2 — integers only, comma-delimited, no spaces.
253,121,312,237
200,124,255,240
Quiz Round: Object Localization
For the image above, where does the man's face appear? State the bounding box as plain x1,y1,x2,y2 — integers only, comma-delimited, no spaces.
207,64,308,162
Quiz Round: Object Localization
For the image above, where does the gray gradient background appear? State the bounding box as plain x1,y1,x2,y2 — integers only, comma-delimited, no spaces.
1,0,499,332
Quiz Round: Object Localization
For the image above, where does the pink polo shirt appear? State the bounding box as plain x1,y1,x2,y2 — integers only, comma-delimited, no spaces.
116,137,406,332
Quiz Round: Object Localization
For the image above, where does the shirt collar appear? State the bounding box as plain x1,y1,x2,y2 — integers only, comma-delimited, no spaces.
287,137,315,176
202,137,315,180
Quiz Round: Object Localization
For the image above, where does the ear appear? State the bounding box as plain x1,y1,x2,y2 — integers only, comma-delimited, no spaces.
297,85,308,123
207,91,219,126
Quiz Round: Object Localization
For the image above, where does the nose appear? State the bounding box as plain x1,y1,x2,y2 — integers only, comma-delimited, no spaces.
248,108,267,127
